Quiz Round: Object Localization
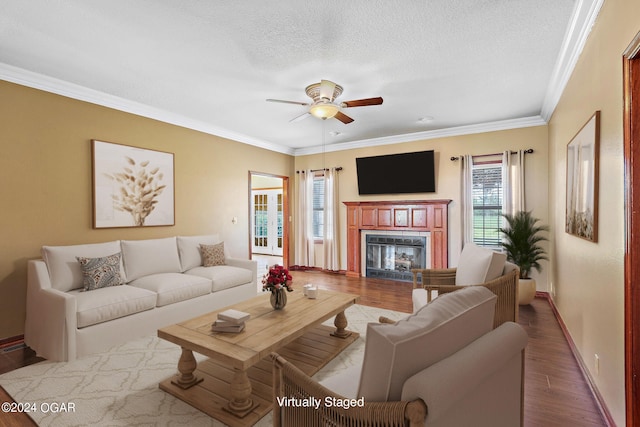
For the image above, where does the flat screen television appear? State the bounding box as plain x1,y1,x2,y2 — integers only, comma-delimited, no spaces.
356,150,436,195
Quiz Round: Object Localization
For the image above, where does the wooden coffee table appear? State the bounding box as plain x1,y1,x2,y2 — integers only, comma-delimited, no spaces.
158,290,359,427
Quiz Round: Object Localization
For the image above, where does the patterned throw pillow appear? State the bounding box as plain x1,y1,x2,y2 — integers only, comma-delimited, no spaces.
76,252,124,291
200,242,225,267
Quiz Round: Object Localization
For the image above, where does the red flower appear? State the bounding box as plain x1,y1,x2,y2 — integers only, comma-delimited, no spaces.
262,265,293,293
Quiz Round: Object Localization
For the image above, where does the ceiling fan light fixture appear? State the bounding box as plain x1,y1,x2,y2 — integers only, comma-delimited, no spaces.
310,103,340,119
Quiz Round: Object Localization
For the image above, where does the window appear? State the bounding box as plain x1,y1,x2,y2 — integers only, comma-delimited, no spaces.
472,163,503,248
312,175,324,239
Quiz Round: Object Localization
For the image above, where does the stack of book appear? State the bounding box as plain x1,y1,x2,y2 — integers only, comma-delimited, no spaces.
211,309,250,333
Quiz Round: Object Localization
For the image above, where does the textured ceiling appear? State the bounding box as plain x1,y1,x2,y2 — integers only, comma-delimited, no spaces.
0,1,594,155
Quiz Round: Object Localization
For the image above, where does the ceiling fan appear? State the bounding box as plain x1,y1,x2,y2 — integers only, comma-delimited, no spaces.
266,79,383,124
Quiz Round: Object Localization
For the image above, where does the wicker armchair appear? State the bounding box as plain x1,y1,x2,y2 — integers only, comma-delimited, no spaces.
271,353,427,427
411,262,519,328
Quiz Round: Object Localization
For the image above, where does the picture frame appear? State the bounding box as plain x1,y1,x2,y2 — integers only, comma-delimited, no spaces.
565,111,600,242
92,140,175,228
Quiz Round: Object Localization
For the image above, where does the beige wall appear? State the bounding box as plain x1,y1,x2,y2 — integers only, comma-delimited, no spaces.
547,0,640,424
294,126,549,283
0,81,294,339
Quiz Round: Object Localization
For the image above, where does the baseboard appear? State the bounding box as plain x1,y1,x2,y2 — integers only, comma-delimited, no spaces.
289,265,320,271
0,335,24,350
289,265,347,275
536,291,616,426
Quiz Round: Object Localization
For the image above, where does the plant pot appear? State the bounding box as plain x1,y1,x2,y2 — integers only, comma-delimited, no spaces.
270,288,287,310
518,278,537,305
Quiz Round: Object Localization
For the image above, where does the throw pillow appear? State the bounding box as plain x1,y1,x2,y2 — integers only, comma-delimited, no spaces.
76,252,124,291
200,242,225,266
177,234,221,271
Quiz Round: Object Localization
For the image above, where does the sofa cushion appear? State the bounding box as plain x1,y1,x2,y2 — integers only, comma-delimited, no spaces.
177,234,222,271
455,243,507,285
186,265,253,292
42,241,125,292
121,237,182,281
128,273,212,307
71,285,157,328
358,286,497,402
201,242,225,266
76,252,125,291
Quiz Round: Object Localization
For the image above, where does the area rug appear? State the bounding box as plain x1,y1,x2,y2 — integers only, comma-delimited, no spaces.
0,304,406,426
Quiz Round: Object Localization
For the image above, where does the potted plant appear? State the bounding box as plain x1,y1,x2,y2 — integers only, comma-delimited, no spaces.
500,211,549,305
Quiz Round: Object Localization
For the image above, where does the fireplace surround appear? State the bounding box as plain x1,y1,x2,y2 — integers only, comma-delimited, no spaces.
344,200,451,279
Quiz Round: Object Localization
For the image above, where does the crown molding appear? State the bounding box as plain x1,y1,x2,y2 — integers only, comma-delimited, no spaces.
1,0,600,159
294,116,547,156
540,0,605,121
0,63,295,155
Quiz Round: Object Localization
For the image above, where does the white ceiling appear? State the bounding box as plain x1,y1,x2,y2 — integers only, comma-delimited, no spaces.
0,1,603,155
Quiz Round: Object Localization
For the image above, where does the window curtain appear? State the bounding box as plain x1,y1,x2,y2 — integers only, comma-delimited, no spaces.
295,171,315,267
502,150,526,216
460,154,474,246
323,168,340,271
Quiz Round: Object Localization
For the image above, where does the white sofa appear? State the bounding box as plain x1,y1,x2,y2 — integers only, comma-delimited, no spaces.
273,286,528,426
25,235,257,362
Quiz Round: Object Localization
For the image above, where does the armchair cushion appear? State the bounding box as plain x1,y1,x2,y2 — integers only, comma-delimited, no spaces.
401,322,527,426
455,243,506,285
358,286,497,401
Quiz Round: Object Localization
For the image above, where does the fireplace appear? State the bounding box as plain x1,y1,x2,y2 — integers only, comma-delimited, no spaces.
365,234,429,282
344,200,450,278
365,233,429,282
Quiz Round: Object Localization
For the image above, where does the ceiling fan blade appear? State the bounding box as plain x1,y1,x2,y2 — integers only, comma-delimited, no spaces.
289,112,311,123
266,99,309,106
334,111,354,124
341,97,384,108
319,80,336,101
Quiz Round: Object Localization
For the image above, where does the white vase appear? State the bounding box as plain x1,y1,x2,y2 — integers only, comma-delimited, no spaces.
518,278,537,305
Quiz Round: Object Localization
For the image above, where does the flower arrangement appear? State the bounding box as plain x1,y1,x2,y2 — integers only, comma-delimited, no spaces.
262,265,293,293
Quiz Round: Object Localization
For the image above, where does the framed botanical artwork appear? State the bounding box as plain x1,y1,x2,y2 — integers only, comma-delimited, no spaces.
565,111,600,242
92,140,175,228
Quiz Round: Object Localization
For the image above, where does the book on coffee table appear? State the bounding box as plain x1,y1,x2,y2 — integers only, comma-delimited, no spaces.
211,320,245,333
217,309,250,324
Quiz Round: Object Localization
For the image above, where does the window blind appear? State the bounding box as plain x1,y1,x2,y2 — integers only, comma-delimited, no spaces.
312,176,324,239
472,164,503,248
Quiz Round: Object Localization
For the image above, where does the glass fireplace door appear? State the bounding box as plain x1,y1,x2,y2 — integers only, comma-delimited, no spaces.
365,235,426,282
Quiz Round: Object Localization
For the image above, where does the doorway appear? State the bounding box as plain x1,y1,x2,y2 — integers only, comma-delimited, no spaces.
623,30,640,427
249,172,289,273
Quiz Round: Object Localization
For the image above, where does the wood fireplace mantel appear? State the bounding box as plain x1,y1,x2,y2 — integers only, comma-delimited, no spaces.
343,200,451,278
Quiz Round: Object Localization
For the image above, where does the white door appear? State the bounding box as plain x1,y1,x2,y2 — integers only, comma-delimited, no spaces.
251,189,283,256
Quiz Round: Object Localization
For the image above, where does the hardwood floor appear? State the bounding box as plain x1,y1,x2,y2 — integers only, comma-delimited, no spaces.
0,270,609,426
292,270,609,426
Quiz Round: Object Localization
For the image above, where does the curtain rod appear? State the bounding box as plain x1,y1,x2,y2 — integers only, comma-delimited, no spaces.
296,167,343,173
450,148,534,161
